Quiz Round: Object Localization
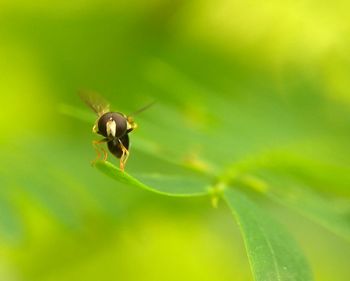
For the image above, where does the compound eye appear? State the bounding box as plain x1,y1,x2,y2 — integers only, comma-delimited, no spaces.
97,112,127,138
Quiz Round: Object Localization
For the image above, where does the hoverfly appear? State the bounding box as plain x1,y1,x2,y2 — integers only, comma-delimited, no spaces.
79,91,154,171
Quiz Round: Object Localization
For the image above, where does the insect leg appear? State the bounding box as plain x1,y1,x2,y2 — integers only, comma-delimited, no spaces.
118,139,129,171
92,138,108,165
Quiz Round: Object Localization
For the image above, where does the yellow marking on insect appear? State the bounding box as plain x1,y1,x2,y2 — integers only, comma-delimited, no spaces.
92,123,98,133
127,117,138,130
126,121,132,131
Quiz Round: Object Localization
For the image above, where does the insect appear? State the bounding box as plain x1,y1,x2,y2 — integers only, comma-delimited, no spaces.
79,91,154,171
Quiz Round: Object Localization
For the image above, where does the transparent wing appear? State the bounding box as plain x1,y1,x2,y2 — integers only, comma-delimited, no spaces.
128,101,156,117
79,90,110,116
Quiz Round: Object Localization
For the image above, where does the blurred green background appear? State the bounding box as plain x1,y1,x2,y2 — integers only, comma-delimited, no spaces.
0,0,350,280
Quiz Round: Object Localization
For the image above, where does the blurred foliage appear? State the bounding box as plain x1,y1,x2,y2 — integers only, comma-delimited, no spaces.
0,0,350,280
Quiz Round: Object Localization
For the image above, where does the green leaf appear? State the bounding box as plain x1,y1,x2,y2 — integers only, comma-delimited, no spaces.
255,172,350,242
95,161,210,197
224,188,313,281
